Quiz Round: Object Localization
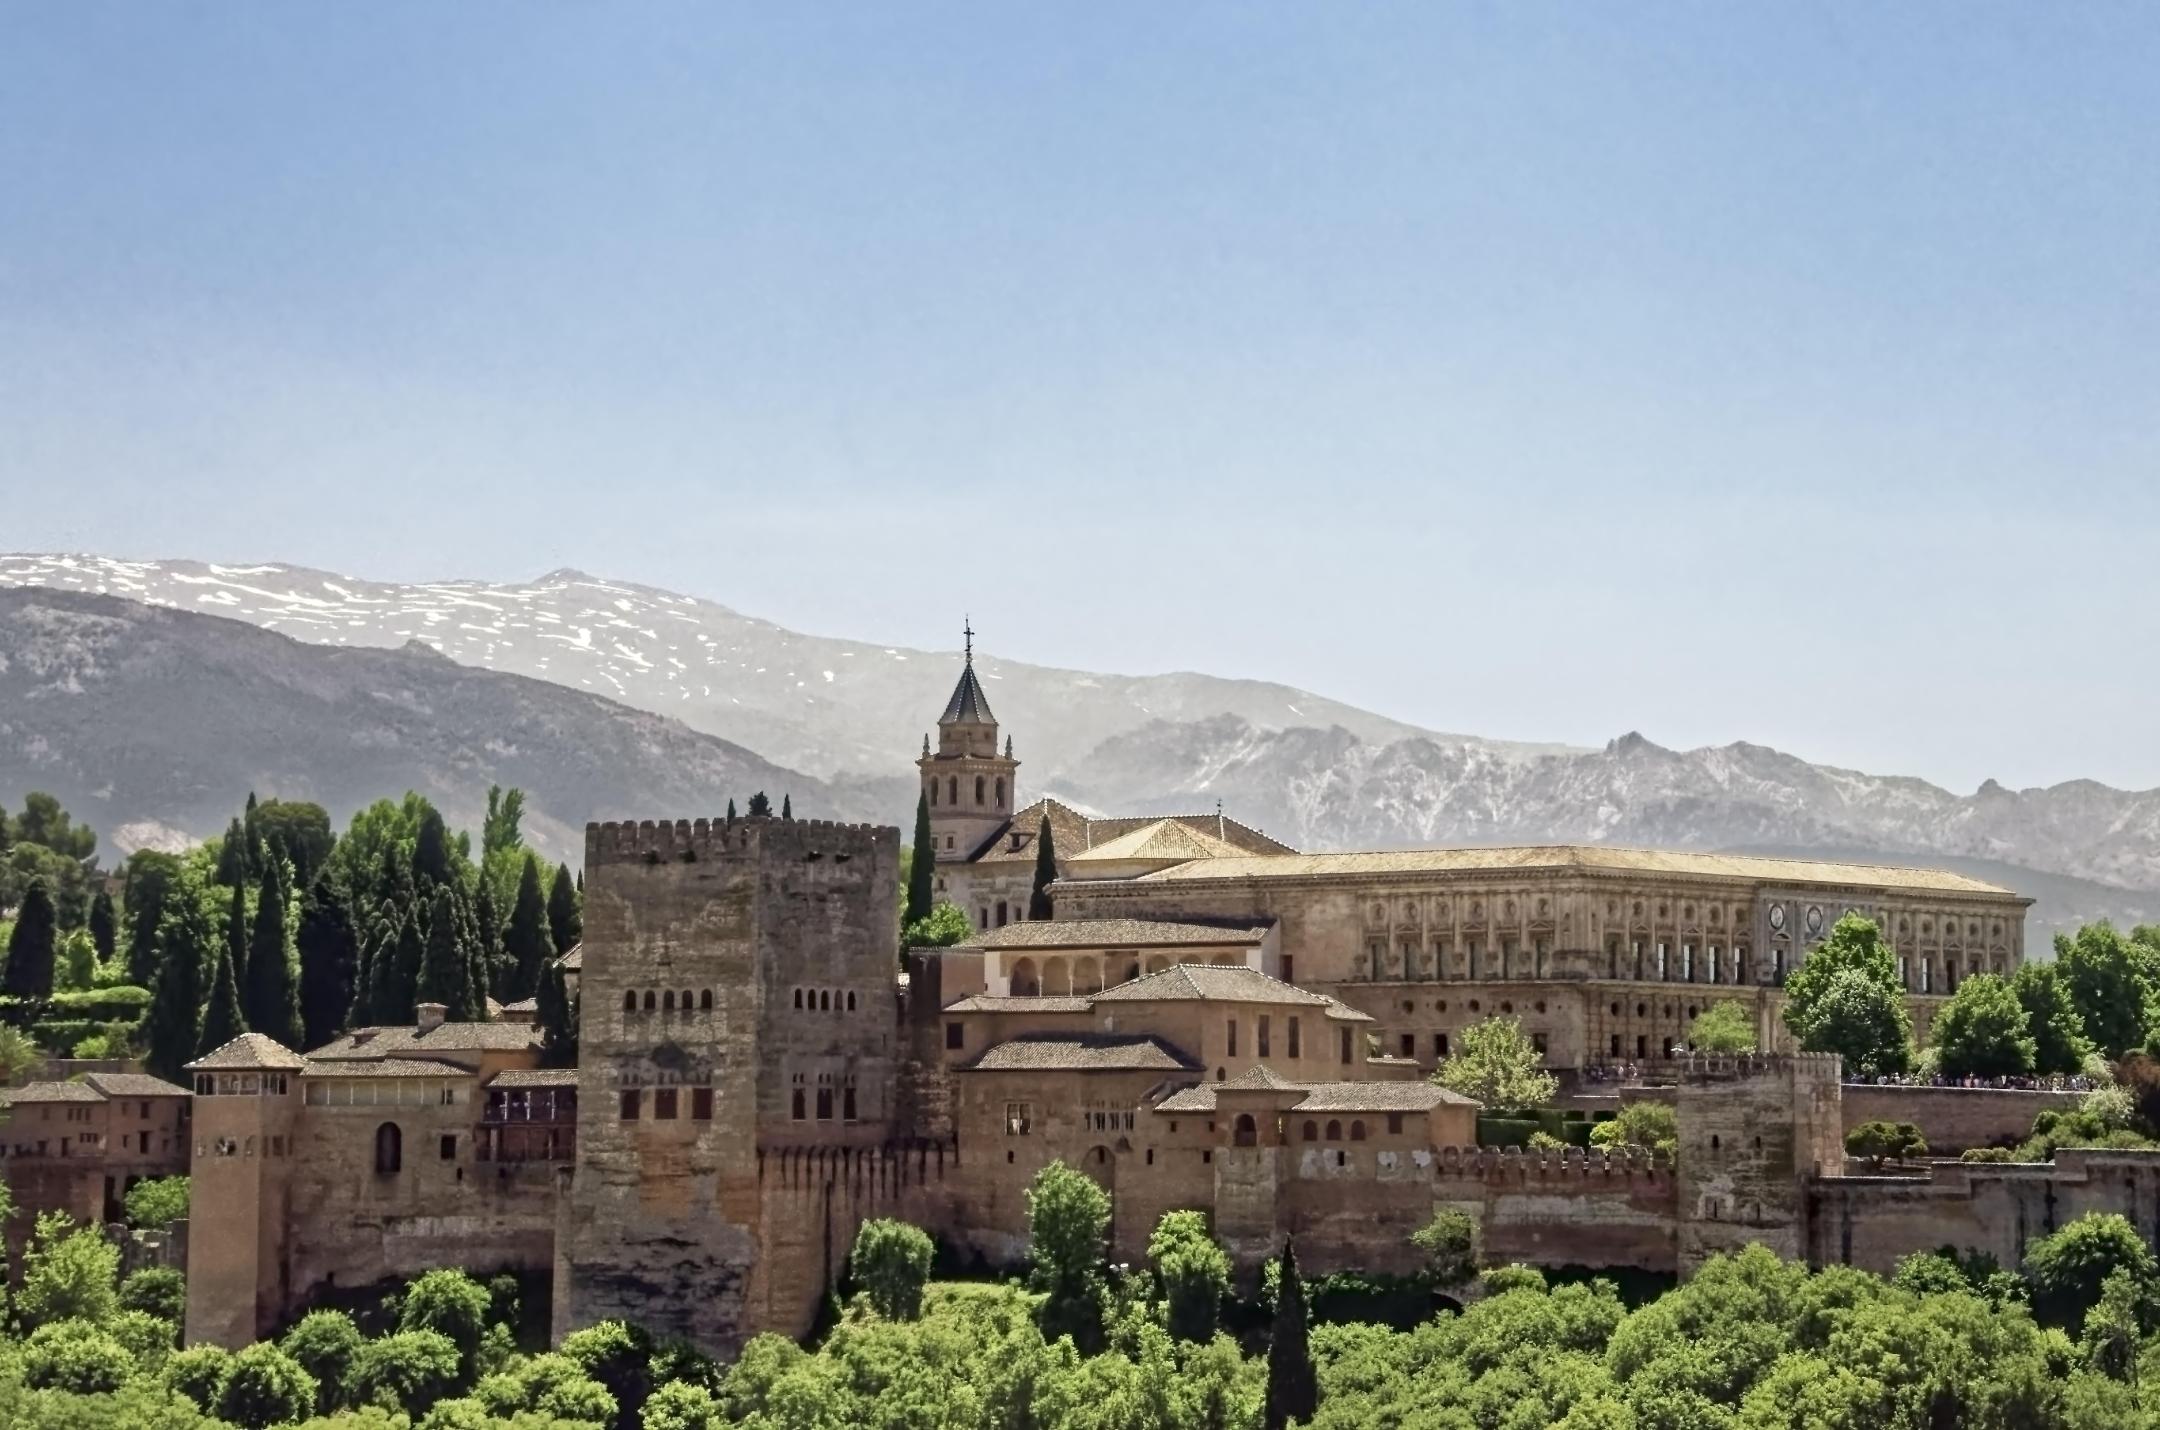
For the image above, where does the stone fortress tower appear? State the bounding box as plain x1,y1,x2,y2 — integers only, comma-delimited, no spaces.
556,813,901,1355
916,619,1018,864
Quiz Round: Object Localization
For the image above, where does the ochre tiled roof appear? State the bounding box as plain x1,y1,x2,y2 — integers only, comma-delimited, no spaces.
1324,1002,1376,1023
959,919,1269,951
1155,1079,1475,1115
1221,1064,1302,1091
968,799,1296,867
1,1080,105,1105
558,944,583,971
963,1035,1200,1073
1085,813,1295,858
187,1032,307,1072
306,1023,542,1061
302,1057,474,1079
943,994,1095,1014
81,1072,189,1099
1133,845,2017,896
1091,964,1334,1007
1069,820,1250,865
487,1068,580,1088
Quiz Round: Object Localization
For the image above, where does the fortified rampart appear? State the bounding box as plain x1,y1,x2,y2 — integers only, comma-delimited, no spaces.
1838,1083,2079,1156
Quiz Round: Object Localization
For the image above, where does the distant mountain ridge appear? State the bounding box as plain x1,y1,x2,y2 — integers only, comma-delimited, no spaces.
3,554,2156,946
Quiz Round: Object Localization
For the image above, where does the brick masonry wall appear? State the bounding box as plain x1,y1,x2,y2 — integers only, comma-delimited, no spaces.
1840,1084,2081,1156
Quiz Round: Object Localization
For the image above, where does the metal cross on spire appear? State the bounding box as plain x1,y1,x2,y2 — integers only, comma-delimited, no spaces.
963,616,974,664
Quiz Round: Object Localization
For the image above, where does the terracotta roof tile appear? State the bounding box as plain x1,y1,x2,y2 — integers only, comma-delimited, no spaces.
1,1080,105,1105
1154,1079,1476,1115
302,1057,474,1079
558,944,583,971
487,1068,580,1088
305,1023,542,1061
1069,820,1250,865
944,994,1095,1014
1091,964,1333,1007
80,1072,189,1099
964,1035,1200,1073
959,919,1269,951
186,1032,307,1072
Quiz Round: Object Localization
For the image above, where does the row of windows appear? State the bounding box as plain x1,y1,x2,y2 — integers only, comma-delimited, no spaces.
927,775,1005,809
791,1084,859,1122
619,1087,716,1121
194,1073,292,1096
1223,1015,1311,1060
203,1133,292,1159
304,1080,460,1107
792,987,860,1012
622,988,716,1013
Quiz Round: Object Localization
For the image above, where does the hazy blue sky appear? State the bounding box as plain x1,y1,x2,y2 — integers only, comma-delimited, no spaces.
5,6,2156,793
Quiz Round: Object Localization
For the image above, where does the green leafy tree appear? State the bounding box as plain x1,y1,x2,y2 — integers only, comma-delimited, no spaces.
1148,1209,1231,1342
162,1343,235,1410
1264,1239,1318,1430
215,815,251,886
348,1330,462,1416
412,806,456,889
781,793,792,819
216,1341,319,1429
1411,1209,1481,1285
904,900,973,949
87,888,116,965
472,1351,618,1424
119,1266,187,1325
20,1319,133,1393
1591,1101,1678,1160
1687,1001,1756,1053
537,957,578,1068
297,872,358,1050
1029,813,1058,921
400,1268,494,1388
372,907,426,1025
253,800,335,889
905,793,937,930
548,862,581,956
244,861,302,1047
17,1212,121,1328
502,854,555,1003
848,1218,934,1321
1796,967,1913,1078
414,888,480,1021
481,786,525,859
222,877,250,1006
2024,1211,2159,1330
143,878,212,1080
57,927,97,992
1781,914,1913,1075
1930,973,2038,1077
1844,1119,1927,1169
2012,961,2093,1076
746,792,772,818
125,1175,190,1229
123,849,183,986
12,791,98,859
281,1310,365,1414
1026,1160,1111,1351
197,937,248,1055
4,875,58,999
0,1022,35,1081
1435,1015,1557,1109
2056,922,2151,1060
559,1318,655,1426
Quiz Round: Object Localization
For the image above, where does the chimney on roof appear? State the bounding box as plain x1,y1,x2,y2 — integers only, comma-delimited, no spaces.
416,1002,447,1035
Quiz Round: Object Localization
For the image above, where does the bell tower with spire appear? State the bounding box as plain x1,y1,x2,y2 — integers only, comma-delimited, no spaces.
918,618,1020,862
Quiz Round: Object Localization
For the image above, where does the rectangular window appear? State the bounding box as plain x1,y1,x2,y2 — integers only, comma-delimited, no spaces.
1288,1017,1301,1058
843,1085,858,1122
692,1087,714,1121
1399,1033,1415,1059
619,1090,641,1121
1281,956,1295,986
439,1134,457,1160
1258,1016,1271,1058
1006,1102,1034,1136
1533,1033,1549,1057
1434,1033,1449,1058
1227,1019,1238,1057
791,1088,806,1121
655,1088,679,1120
1339,1028,1353,1065
815,1088,833,1121
945,1021,964,1050
1387,1113,1404,1136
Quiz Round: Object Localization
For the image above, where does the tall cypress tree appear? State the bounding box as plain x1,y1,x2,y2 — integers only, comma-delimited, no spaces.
244,863,302,1047
503,855,555,1003
88,889,117,967
297,872,358,1050
781,794,792,819
548,863,582,956
725,799,737,824
1029,813,1058,921
242,791,263,875
223,878,250,1007
124,853,180,988
197,941,248,1055
906,793,937,930
3,877,58,1000
536,958,577,1069
415,888,474,1020
474,879,503,1000
215,816,250,885
412,806,454,889
1264,1240,1318,1430
144,892,211,1080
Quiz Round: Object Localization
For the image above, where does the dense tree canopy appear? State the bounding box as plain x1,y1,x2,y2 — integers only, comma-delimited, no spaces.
2056,922,2152,1060
1434,1015,1558,1109
1931,973,2040,1077
1782,914,1914,1076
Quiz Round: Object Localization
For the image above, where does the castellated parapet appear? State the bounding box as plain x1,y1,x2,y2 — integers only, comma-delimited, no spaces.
1672,1051,1843,1269
558,813,902,1359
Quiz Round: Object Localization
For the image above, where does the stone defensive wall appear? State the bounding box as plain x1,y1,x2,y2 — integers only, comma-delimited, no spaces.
754,1139,965,1337
584,816,895,867
1838,1083,2081,1156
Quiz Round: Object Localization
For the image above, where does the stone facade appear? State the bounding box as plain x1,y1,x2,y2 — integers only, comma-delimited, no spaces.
0,1071,190,1275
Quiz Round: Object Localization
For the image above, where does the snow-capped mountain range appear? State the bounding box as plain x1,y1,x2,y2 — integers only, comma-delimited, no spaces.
3,553,2156,944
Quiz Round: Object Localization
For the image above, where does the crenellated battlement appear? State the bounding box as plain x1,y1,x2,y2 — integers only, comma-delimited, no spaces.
1426,1143,1670,1183
757,1138,960,1194
585,816,896,868
1676,1051,1841,1084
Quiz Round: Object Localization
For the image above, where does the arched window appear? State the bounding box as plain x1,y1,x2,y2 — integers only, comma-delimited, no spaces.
947,776,957,805
701,990,714,1011
793,988,803,1009
679,989,691,1010
1302,1120,1318,1142
995,778,1005,807
1325,1120,1342,1142
846,991,857,1012
819,990,831,1011
929,781,938,807
995,901,1008,927
663,990,676,1011
1350,1121,1367,1142
374,1122,402,1175
975,775,986,805
642,990,656,1012
1011,958,1039,996
623,990,637,1012
1234,1113,1258,1147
